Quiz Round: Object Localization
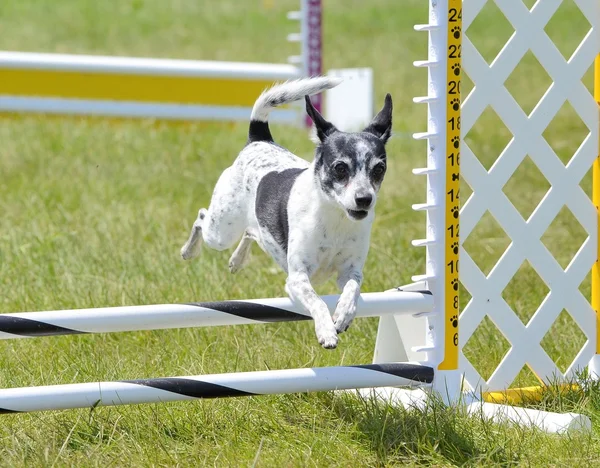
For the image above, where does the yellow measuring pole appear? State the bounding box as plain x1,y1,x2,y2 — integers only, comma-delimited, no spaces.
594,55,600,356
439,0,462,370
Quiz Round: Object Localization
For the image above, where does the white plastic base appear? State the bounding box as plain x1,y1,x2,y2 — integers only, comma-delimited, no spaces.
467,402,591,434
352,386,430,409
431,369,463,405
349,387,591,434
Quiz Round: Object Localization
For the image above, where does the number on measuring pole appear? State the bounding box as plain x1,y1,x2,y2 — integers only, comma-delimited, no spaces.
449,81,460,94
449,8,462,22
447,260,459,274
449,188,460,201
449,45,461,59
447,224,459,238
447,117,461,131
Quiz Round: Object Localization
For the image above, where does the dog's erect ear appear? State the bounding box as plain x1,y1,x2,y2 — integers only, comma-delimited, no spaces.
363,94,393,144
305,96,337,142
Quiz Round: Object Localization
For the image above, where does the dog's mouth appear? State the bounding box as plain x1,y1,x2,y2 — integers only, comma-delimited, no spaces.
347,209,369,220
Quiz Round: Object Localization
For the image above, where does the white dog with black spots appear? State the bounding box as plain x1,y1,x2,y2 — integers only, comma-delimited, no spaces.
181,77,393,349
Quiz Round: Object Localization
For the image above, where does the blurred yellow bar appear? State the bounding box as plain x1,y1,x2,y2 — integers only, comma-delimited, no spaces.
0,69,275,107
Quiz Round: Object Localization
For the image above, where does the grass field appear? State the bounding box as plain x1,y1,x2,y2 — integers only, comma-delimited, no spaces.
1,0,599,465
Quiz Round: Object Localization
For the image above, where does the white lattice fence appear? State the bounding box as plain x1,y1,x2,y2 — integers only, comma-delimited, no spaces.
460,0,600,392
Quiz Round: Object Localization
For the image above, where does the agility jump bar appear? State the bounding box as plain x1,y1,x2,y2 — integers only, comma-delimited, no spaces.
0,290,433,340
0,51,302,122
0,362,433,414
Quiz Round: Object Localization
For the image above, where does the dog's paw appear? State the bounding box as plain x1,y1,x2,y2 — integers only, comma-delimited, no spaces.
180,246,193,260
228,257,242,274
333,301,357,334
318,333,338,349
228,249,249,274
180,241,201,260
316,324,338,349
333,315,355,334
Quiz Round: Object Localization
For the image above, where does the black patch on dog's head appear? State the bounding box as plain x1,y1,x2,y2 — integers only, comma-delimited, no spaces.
305,96,338,142
307,94,393,217
314,132,387,196
363,94,393,144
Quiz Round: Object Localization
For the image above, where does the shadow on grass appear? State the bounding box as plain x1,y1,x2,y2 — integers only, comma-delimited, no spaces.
325,373,600,465
329,391,523,466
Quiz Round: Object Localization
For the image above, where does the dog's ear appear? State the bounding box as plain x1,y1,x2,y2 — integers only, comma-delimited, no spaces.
305,96,337,142
363,94,393,144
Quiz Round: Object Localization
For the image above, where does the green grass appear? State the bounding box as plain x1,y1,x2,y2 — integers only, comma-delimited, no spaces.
0,0,598,465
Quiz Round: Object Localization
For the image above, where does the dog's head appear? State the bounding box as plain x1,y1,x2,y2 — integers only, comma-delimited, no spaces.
306,94,393,221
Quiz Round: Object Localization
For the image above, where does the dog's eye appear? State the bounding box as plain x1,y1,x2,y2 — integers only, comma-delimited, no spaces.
333,162,349,180
372,163,386,178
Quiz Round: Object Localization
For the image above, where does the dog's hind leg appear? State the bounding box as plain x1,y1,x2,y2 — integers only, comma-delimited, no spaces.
181,208,207,260
199,167,247,251
228,231,255,274
181,167,247,260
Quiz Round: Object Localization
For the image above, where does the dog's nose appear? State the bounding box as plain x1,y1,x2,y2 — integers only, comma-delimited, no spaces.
355,194,373,209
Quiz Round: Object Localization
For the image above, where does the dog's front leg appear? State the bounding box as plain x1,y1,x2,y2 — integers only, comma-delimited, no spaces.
333,270,363,334
286,272,338,349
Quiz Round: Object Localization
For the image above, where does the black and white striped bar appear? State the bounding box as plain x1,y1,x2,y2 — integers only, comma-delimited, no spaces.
0,290,432,340
0,362,434,414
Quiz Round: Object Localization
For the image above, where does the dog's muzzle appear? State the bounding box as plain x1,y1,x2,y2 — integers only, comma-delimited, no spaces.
347,209,369,220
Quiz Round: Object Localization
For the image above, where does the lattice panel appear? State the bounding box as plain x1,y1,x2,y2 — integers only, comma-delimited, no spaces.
459,0,599,392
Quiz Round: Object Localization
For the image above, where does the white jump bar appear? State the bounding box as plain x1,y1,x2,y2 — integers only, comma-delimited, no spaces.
0,51,301,80
0,362,433,414
0,290,433,340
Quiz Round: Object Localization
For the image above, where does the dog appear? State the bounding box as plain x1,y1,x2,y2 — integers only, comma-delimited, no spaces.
180,77,392,349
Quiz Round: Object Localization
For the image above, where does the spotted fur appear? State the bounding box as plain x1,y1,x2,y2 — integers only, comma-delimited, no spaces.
181,77,393,349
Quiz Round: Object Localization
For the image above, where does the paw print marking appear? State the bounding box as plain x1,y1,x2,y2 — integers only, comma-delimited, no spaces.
452,63,461,76
451,26,461,39
450,315,458,328
452,136,460,149
451,206,459,219
451,242,459,255
451,278,459,291
451,98,460,111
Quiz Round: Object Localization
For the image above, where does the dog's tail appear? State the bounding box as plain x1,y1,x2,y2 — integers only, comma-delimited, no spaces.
248,76,341,143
